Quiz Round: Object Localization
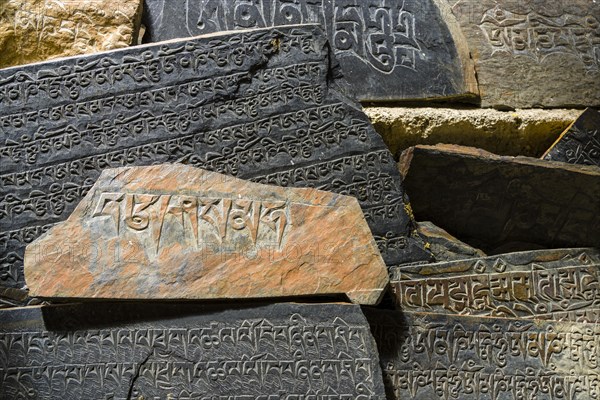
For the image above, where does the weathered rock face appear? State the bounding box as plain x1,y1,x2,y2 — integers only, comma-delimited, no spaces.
399,145,600,253
0,0,142,69
141,0,478,102
0,24,431,308
0,302,387,398
24,164,388,305
365,308,600,400
417,221,486,261
447,0,600,108
390,248,600,321
543,108,600,167
365,107,582,158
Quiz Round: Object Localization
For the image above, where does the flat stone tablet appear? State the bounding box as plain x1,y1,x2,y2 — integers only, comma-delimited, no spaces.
365,309,600,400
543,108,600,167
0,302,386,399
0,0,143,69
24,164,388,305
447,0,600,108
390,248,600,320
0,25,431,307
399,145,600,253
141,0,478,102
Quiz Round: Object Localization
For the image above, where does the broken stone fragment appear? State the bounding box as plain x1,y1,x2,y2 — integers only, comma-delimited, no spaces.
543,108,600,167
416,221,486,262
399,144,600,253
24,164,389,305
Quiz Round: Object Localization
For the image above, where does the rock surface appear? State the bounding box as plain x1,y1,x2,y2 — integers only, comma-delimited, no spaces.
365,107,582,158
390,248,600,321
447,0,600,108
0,24,431,308
365,308,600,400
0,302,386,398
141,0,478,102
543,108,600,167
0,0,142,69
417,221,486,261
25,164,388,305
399,144,600,253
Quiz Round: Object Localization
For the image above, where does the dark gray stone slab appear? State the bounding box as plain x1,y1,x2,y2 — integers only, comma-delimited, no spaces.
390,248,600,321
141,0,479,102
399,145,600,254
543,108,600,167
0,25,432,307
0,302,386,399
364,308,600,400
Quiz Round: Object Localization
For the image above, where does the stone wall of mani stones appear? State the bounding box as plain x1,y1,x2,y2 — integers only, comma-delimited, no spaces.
0,1,599,400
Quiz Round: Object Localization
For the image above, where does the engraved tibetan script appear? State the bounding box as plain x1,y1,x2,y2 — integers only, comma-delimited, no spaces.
391,248,600,322
479,6,600,71
366,309,600,400
0,25,430,306
0,303,386,399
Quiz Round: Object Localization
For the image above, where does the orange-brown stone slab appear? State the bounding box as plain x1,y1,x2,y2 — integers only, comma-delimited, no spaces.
24,164,388,305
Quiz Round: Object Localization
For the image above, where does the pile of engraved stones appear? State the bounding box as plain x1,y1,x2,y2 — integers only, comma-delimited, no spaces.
0,1,599,399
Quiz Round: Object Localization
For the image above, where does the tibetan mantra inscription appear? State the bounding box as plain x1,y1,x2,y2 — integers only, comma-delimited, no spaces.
24,165,389,305
543,108,600,167
0,302,386,399
141,0,478,101
448,0,600,108
0,25,431,307
400,145,600,253
390,248,600,322
365,309,600,400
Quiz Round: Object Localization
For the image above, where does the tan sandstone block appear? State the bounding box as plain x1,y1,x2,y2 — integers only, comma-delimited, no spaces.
0,0,142,69
24,164,389,305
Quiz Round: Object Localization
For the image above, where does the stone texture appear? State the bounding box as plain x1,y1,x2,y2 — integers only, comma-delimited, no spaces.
141,0,478,102
365,308,600,400
399,144,600,253
365,107,582,158
0,0,143,69
447,0,600,108
417,221,486,261
24,164,388,305
543,108,600,166
0,25,431,308
390,248,600,321
0,302,386,399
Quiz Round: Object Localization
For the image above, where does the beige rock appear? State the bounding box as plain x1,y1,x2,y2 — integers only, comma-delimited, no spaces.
0,0,142,69
366,107,581,158
24,164,389,305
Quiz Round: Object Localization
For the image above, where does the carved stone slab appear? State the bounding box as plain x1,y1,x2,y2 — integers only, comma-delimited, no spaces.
141,0,478,102
0,0,143,69
24,164,388,305
0,25,431,307
543,108,600,167
447,0,600,108
365,309,600,400
390,248,600,321
0,302,386,399
399,145,600,253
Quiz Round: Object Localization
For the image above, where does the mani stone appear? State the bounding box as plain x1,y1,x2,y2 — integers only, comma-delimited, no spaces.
141,0,478,102
0,0,143,69
417,221,486,262
365,308,600,400
399,144,600,254
24,164,389,305
447,0,600,109
543,108,600,167
0,25,431,308
0,302,387,399
390,248,600,322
